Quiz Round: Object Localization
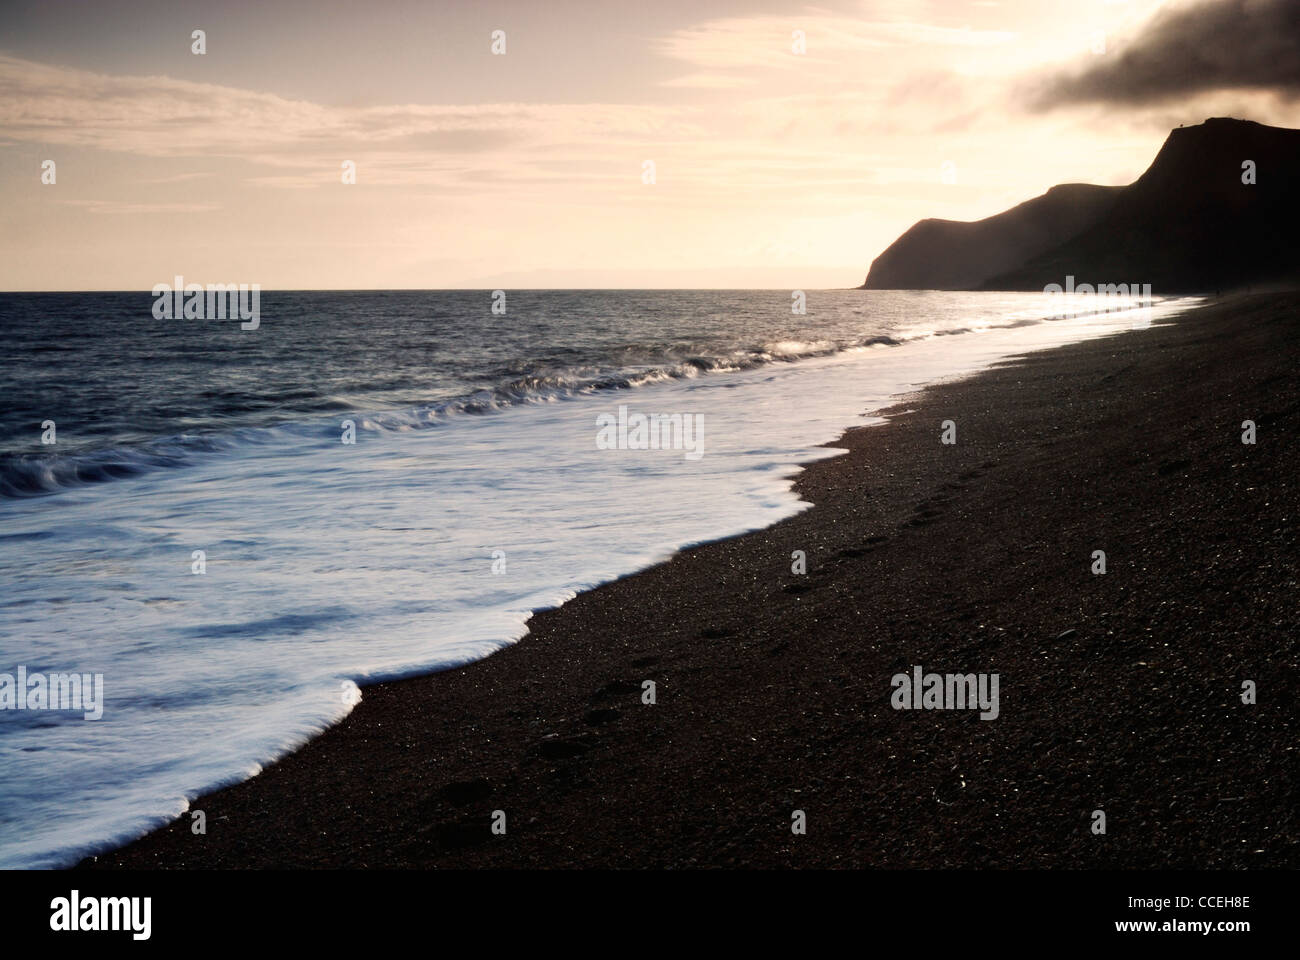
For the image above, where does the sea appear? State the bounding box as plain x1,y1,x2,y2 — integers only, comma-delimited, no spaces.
0,288,1195,867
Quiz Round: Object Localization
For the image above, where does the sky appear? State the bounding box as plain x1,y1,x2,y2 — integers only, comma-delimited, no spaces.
1,0,1298,289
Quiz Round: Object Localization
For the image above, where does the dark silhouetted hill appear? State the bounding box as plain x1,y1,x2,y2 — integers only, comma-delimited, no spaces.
861,184,1121,290
863,119,1300,294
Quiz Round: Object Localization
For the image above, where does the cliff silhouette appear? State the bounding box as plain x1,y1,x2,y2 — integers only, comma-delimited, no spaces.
862,118,1300,293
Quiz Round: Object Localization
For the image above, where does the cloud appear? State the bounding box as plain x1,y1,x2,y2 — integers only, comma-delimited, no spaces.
0,55,710,193
142,172,216,184
658,72,759,90
654,12,1015,80
60,199,220,214
0,52,981,199
1033,0,1300,109
0,55,685,160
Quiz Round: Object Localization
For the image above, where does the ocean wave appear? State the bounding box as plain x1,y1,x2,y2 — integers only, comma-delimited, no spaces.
0,307,1114,501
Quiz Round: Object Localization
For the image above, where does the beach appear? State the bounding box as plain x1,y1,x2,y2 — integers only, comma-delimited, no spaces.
83,292,1298,870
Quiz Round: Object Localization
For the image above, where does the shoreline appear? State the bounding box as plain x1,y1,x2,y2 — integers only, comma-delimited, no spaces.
83,292,1298,869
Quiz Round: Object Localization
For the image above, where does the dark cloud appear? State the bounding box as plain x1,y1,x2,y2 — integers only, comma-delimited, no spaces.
1034,0,1300,109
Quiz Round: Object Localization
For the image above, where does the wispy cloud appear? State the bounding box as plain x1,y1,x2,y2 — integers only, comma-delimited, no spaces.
0,55,684,161
655,11,1016,79
59,199,221,214
0,52,978,196
0,55,714,193
658,72,759,90
142,172,216,184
